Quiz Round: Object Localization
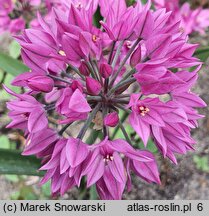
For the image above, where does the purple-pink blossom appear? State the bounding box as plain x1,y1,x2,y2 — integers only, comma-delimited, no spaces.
5,0,206,200
0,0,64,35
152,0,209,35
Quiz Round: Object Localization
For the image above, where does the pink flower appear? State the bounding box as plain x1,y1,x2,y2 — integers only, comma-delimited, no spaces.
100,63,112,79
5,0,205,200
83,137,157,199
128,94,168,145
12,71,54,93
22,128,59,157
86,77,102,95
152,0,209,35
104,112,119,127
39,138,89,195
5,86,48,133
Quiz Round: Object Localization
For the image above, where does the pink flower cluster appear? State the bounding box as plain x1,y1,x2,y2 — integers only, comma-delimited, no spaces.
6,0,206,199
0,0,62,34
152,0,209,35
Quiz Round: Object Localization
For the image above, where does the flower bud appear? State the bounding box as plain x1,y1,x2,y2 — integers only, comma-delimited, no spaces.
71,80,83,92
27,76,54,93
130,45,141,68
104,112,119,127
79,61,90,76
100,63,112,79
86,77,102,95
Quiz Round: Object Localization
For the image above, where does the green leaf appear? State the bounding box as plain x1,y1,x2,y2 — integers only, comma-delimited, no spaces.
194,46,209,62
0,135,10,149
86,130,102,144
193,155,209,172
41,181,51,198
141,0,147,4
10,191,21,200
19,186,38,200
0,52,29,76
5,174,19,183
138,139,158,154
9,40,21,59
93,7,102,28
126,0,136,6
0,73,21,100
89,185,98,200
0,149,44,176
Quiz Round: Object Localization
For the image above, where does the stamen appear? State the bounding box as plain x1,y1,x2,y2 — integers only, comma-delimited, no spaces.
21,113,29,119
76,2,83,10
59,50,66,56
104,154,114,162
92,35,98,43
139,106,150,116
126,41,132,49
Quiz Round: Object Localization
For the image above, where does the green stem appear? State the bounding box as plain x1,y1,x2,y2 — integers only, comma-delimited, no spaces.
92,59,103,85
86,61,97,80
111,112,129,139
108,41,116,64
89,58,100,81
48,74,72,84
115,94,130,99
111,40,124,69
122,68,136,81
59,123,73,136
67,64,85,80
118,120,132,144
87,96,102,100
77,104,101,140
62,71,75,80
114,104,131,114
102,103,108,138
107,77,136,96
109,38,141,88
104,41,117,93
111,99,129,104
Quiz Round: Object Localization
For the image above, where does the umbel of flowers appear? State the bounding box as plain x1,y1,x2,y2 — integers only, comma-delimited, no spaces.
5,0,206,199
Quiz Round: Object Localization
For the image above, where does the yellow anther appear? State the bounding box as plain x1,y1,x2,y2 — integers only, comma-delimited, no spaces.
59,50,66,56
92,35,98,42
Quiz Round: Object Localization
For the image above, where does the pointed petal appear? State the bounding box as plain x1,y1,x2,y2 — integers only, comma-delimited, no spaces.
109,152,126,183
68,89,91,113
87,154,105,187
28,107,48,133
66,138,89,168
129,112,150,145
